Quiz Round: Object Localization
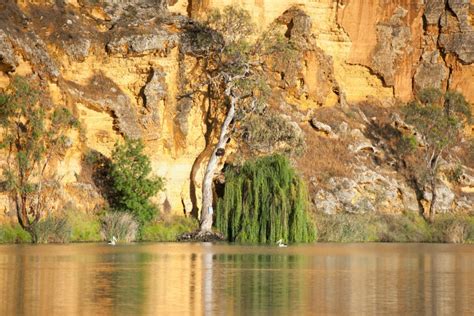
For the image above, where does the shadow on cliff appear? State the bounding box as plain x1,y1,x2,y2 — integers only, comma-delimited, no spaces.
81,149,115,209
359,103,427,217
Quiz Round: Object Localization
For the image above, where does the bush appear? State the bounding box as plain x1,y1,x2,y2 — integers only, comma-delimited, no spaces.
216,155,316,243
109,139,164,225
417,88,442,105
376,213,432,242
31,216,71,243
315,212,432,242
241,112,306,156
432,214,474,243
67,211,101,242
100,212,138,243
315,213,378,242
141,216,198,241
0,223,31,243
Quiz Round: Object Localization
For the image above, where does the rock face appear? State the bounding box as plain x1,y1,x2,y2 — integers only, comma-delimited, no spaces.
173,0,473,104
313,167,419,215
0,0,472,221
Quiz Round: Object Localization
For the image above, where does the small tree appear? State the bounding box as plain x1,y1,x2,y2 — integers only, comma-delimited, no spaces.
0,77,79,242
109,138,164,225
183,6,299,233
401,88,471,221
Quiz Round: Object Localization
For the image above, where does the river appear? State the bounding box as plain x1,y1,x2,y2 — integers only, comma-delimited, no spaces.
0,243,473,315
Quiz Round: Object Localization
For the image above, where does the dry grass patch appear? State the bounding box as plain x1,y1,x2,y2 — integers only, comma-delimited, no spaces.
297,125,353,189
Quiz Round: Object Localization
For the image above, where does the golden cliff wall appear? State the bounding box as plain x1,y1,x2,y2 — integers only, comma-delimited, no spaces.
0,1,210,220
0,0,472,220
170,0,474,104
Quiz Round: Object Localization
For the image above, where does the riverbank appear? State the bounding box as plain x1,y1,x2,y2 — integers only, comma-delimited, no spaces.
0,213,198,244
1,211,473,244
315,212,474,243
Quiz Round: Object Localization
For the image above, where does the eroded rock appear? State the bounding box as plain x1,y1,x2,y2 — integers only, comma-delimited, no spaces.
64,38,91,62
313,167,419,214
64,74,142,139
141,67,166,126
107,31,178,56
310,118,337,138
272,7,337,106
372,7,412,86
414,51,449,92
423,181,456,213
0,30,17,72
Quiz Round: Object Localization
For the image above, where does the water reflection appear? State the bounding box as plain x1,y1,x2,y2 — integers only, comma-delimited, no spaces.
0,243,473,315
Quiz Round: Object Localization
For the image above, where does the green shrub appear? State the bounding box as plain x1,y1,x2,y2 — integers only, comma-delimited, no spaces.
109,139,164,225
141,216,198,241
67,211,101,242
31,216,71,243
241,112,306,156
216,155,316,244
417,88,442,105
100,212,138,242
0,223,31,243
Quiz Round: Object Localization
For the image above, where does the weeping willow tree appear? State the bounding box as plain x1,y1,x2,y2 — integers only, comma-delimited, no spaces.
216,155,316,243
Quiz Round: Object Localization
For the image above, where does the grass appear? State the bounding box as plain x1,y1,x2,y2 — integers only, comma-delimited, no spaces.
100,212,139,243
314,212,473,243
0,223,31,243
297,125,353,189
67,211,102,242
141,215,198,242
32,216,72,244
431,214,474,243
1,210,473,244
315,213,378,242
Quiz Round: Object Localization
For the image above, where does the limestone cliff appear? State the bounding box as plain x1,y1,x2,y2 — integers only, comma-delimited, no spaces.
0,0,472,221
175,0,474,104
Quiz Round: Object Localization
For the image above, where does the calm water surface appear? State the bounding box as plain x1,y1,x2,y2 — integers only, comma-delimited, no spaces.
0,243,473,315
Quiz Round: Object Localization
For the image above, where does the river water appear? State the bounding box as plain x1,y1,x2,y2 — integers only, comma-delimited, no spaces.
0,243,473,315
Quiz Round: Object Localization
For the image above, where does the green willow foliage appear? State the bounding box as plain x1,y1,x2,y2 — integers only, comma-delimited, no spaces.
216,155,316,243
109,139,164,225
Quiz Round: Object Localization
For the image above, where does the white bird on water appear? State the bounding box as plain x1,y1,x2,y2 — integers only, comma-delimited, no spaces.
276,239,287,247
108,236,118,245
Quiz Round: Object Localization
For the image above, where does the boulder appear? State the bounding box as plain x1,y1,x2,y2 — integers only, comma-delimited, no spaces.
310,118,337,138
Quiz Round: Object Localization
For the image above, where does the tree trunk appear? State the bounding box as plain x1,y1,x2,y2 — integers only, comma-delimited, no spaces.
200,96,236,232
427,152,440,222
428,177,437,222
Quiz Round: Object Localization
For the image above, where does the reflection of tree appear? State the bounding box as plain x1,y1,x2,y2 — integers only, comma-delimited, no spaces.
212,253,309,314
203,250,213,315
91,251,150,315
